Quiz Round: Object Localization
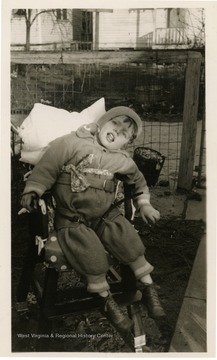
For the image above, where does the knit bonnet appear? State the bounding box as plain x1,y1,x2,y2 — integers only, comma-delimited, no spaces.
97,106,142,139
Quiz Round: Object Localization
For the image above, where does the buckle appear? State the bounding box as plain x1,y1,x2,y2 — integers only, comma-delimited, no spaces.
103,179,115,192
73,216,80,223
103,180,107,190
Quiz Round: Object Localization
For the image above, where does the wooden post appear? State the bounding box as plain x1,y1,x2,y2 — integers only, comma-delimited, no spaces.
177,53,202,191
197,106,206,187
95,11,99,50
87,9,113,50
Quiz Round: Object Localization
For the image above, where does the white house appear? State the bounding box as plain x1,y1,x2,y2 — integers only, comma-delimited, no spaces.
11,9,93,51
10,8,205,51
95,8,204,49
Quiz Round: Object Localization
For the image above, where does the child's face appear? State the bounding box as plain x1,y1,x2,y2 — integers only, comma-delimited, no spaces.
97,117,135,150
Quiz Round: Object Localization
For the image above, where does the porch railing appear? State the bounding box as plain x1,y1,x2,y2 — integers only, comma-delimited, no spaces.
143,28,187,47
155,28,186,45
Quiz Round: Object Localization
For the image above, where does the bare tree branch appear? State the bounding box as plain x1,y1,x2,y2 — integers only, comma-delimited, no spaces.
30,9,56,26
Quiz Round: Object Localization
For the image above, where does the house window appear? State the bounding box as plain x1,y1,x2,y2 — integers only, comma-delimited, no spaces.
56,9,67,20
72,10,93,44
81,11,93,40
13,9,26,16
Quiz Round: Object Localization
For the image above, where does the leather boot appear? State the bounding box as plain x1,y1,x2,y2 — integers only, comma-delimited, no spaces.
101,293,133,333
140,283,166,319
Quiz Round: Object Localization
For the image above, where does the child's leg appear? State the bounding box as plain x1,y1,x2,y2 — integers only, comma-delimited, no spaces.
128,255,166,319
57,223,133,332
128,254,154,284
85,273,110,295
99,215,165,319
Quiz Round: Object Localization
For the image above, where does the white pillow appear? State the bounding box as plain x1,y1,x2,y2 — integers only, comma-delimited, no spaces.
19,149,48,165
18,98,105,164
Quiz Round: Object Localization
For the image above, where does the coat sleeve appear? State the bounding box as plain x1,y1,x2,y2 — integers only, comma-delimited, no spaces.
116,156,151,208
22,133,76,197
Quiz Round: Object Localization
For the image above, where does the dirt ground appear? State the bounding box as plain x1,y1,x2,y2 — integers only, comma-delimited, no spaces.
11,158,205,353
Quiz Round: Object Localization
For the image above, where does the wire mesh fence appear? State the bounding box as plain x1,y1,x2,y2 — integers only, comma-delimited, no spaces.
11,53,205,190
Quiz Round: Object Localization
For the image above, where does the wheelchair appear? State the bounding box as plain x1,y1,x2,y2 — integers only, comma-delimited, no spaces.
11,122,166,352
14,169,160,352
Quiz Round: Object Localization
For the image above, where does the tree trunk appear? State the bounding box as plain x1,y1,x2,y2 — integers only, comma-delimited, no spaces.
25,23,31,51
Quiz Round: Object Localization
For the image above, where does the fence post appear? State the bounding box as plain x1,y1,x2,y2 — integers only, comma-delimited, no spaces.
177,52,202,192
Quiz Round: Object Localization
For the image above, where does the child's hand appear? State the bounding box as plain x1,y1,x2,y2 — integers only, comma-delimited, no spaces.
139,204,160,224
20,192,38,212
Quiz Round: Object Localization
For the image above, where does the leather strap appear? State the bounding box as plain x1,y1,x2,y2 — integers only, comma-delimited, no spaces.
86,177,115,192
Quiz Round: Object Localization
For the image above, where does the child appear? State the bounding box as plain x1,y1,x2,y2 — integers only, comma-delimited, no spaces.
21,106,165,333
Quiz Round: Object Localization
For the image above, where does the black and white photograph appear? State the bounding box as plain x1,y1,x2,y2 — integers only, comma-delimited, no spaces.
1,0,216,357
